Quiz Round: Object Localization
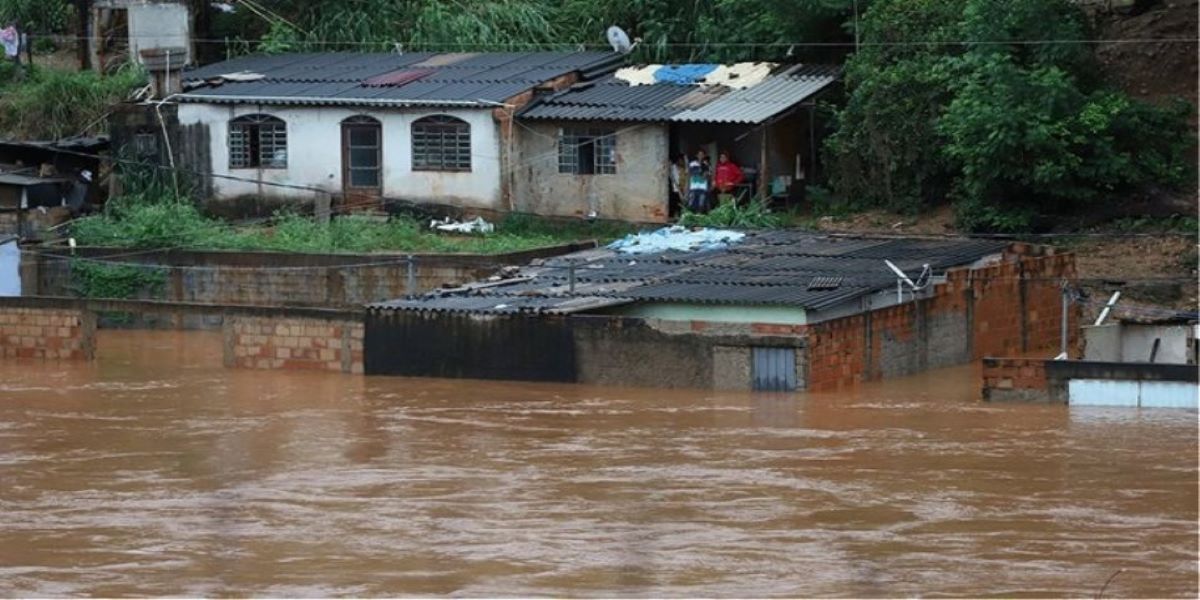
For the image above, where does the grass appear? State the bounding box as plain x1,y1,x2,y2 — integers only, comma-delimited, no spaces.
0,64,146,139
70,200,640,254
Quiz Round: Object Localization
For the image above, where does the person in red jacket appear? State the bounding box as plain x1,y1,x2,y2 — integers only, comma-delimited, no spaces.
713,151,744,197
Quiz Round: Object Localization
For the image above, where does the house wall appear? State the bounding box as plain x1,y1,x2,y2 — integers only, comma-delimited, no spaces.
176,103,503,208
512,121,669,222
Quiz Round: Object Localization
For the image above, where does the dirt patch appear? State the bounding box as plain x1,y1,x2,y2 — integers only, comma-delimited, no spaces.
1092,0,1199,113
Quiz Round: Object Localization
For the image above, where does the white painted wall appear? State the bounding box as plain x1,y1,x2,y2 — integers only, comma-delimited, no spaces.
176,103,503,209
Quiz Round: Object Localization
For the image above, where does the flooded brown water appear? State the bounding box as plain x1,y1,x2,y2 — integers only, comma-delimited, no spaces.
0,331,1196,597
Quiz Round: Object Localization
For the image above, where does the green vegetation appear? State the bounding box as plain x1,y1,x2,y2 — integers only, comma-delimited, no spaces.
0,64,145,139
679,198,782,228
824,0,1194,232
72,197,637,255
215,0,858,63
69,259,166,300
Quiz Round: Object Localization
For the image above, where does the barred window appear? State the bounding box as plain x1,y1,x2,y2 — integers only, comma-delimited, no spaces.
131,129,158,159
411,115,471,172
558,127,616,175
229,114,287,169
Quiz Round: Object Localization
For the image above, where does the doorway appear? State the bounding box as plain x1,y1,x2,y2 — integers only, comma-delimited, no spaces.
341,116,382,206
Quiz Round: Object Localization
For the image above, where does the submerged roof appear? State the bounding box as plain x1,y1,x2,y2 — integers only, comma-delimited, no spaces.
520,64,840,124
178,52,624,108
371,230,1009,316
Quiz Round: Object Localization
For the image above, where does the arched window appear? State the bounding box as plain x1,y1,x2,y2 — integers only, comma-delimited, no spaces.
411,115,470,172
229,114,287,169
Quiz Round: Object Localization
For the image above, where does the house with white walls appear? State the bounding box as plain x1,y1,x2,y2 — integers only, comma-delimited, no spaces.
168,52,623,211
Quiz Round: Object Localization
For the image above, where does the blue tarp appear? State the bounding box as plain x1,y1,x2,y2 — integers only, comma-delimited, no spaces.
653,64,718,85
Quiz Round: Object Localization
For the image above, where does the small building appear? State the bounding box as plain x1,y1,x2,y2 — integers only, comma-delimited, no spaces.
1083,306,1198,365
167,52,623,209
365,230,1077,391
515,64,840,222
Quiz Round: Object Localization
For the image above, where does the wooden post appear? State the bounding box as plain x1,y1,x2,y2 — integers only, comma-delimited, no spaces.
758,125,769,200
77,0,92,70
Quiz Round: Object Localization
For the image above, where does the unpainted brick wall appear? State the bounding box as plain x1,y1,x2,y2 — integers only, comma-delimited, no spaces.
980,357,1051,403
225,316,364,373
805,253,1078,391
0,306,95,359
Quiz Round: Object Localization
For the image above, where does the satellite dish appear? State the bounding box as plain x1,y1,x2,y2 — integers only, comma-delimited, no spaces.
883,260,931,302
606,25,633,54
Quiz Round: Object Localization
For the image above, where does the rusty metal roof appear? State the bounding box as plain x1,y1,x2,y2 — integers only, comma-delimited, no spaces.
179,52,625,108
370,230,1010,316
520,64,840,124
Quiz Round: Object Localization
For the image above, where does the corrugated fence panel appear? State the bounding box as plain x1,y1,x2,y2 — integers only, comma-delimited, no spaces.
752,347,796,392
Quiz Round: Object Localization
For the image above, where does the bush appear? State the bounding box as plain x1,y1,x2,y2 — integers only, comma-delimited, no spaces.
678,197,782,228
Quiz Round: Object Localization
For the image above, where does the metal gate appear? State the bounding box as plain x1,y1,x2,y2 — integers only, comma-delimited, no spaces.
752,347,797,391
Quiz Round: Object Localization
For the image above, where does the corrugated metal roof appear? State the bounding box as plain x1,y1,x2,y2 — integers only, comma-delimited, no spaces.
520,64,839,124
370,230,1010,315
179,52,625,107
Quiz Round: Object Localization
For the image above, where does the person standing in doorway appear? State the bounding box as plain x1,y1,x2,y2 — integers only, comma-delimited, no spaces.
714,150,745,202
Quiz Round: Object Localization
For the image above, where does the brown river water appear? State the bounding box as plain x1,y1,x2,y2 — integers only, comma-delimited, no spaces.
0,330,1196,597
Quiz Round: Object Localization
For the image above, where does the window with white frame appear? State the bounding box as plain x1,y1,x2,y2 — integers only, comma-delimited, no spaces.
558,127,616,175
411,115,471,172
228,114,287,169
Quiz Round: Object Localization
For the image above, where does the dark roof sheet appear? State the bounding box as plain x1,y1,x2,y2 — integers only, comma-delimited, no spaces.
371,230,1011,315
520,64,840,124
179,52,624,107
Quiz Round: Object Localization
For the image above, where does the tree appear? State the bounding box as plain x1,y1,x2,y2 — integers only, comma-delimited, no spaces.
823,0,1193,231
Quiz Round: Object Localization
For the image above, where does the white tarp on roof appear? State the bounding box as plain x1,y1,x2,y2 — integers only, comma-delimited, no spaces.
700,62,774,89
607,226,745,255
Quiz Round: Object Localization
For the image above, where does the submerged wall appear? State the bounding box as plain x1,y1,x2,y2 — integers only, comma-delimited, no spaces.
804,253,1078,391
0,304,95,360
225,315,364,374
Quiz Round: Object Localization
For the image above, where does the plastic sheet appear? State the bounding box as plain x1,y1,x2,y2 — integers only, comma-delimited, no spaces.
607,226,745,255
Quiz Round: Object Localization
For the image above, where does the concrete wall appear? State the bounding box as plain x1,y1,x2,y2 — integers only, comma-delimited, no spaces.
1084,322,1196,364
224,315,363,373
512,121,670,222
0,305,95,359
128,3,190,65
26,244,590,313
176,103,503,209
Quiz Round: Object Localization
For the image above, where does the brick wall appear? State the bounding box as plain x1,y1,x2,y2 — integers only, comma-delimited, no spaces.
0,306,95,359
224,316,363,373
805,253,1078,391
981,357,1051,403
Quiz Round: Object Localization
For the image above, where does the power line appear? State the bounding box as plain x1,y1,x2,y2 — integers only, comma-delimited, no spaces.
23,32,1200,48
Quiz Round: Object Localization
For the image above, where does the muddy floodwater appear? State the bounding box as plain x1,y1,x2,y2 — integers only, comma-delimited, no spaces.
0,331,1196,597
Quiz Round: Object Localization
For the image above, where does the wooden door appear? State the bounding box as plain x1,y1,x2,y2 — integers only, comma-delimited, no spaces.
341,116,382,209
